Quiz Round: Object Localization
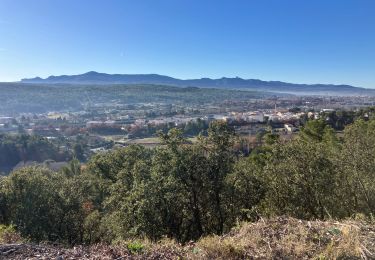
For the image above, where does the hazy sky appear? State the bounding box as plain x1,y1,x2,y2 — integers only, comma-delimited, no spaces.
0,0,374,87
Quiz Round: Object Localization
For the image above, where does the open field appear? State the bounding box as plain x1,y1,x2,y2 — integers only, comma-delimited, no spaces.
104,136,198,146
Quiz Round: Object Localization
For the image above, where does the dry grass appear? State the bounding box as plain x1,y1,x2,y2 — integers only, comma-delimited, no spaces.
189,217,374,259
1,217,374,259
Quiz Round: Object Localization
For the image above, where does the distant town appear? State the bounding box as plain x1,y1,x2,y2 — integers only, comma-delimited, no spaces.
1,91,374,174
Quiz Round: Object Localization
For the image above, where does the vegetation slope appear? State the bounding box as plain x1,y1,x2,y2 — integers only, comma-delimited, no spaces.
1,116,375,259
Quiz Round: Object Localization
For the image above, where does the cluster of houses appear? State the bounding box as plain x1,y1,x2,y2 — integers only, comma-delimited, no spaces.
1,107,332,140
0,109,308,136
222,111,265,123
0,116,17,132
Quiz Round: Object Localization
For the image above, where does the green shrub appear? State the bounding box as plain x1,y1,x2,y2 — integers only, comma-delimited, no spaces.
127,241,145,254
0,224,22,243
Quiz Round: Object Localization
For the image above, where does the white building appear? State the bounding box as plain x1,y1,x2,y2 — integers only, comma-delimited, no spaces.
0,117,13,124
284,123,295,132
244,112,264,122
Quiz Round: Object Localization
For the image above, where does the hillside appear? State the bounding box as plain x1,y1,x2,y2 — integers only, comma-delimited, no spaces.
1,217,374,259
20,71,375,96
1,118,375,259
0,83,273,114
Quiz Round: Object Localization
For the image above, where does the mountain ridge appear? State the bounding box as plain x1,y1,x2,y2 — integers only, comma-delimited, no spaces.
20,71,373,95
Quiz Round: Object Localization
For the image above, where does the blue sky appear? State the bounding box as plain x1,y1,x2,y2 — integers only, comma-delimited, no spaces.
0,0,374,88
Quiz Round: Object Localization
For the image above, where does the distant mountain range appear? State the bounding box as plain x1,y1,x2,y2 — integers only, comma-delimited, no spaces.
20,71,374,96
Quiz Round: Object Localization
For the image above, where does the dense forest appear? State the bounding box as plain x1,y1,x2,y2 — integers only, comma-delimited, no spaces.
0,118,374,246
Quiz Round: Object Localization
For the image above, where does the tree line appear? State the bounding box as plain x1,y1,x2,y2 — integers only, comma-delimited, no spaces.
0,118,374,245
